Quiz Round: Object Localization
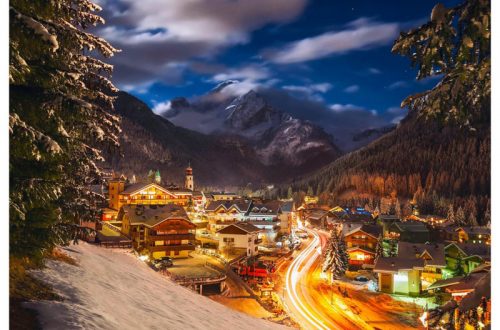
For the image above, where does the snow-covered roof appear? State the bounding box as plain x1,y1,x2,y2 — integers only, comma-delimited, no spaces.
120,204,193,228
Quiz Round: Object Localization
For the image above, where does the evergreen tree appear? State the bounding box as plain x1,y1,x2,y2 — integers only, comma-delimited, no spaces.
307,186,314,196
287,186,293,199
375,236,384,261
453,255,466,277
395,200,402,218
322,230,349,280
392,0,490,128
484,202,491,228
455,206,466,226
10,0,120,261
388,239,398,257
446,204,455,223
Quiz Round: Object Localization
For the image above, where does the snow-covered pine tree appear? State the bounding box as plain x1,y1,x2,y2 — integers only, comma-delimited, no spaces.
392,0,490,128
446,204,455,223
322,230,349,280
10,0,120,261
375,236,384,261
455,206,466,226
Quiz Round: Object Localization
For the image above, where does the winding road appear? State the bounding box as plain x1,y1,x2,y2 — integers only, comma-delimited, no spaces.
281,228,423,330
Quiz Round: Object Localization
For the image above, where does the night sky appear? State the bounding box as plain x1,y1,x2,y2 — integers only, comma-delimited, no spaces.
95,0,460,133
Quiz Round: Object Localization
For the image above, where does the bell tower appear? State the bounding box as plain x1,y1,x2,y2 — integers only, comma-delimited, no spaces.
185,163,194,191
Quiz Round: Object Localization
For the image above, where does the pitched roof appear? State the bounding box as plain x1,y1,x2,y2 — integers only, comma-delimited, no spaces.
458,272,490,312
249,200,281,215
216,222,261,235
280,201,294,212
343,224,382,238
457,226,490,236
427,276,466,290
393,221,429,233
205,199,251,212
121,182,174,195
374,256,424,273
398,242,446,267
119,204,193,228
447,242,491,260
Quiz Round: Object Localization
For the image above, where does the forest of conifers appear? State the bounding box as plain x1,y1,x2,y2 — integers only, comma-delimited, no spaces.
284,112,490,225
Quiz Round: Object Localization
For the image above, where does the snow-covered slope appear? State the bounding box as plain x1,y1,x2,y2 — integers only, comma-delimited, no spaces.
27,243,286,330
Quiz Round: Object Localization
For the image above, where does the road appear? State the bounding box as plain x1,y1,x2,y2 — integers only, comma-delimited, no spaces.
282,228,423,330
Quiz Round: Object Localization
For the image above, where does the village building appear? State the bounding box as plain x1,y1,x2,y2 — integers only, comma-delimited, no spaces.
305,209,332,229
455,226,491,245
386,220,430,243
444,242,490,275
374,256,423,296
216,222,261,257
104,166,201,224
204,199,252,233
342,224,382,268
119,204,196,259
397,242,447,290
243,200,281,243
278,200,295,235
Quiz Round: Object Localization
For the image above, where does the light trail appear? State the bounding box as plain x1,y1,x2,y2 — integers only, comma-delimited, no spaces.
284,229,330,330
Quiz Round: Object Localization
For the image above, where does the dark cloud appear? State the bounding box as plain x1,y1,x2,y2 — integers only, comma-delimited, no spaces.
94,0,307,90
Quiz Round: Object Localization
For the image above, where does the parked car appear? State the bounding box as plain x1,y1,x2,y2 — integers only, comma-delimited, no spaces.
354,275,369,282
199,230,210,238
153,257,173,269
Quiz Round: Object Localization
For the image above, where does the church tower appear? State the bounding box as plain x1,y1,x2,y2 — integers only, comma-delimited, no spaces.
185,164,194,191
154,170,161,184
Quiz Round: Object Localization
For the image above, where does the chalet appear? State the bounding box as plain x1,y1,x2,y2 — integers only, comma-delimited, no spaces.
333,212,374,227
216,222,261,257
374,256,424,296
305,209,331,229
444,242,490,275
105,167,201,222
244,201,281,243
455,226,490,245
374,242,448,295
119,204,196,259
398,242,447,290
342,224,382,268
427,270,490,303
387,220,430,243
440,225,459,242
204,199,252,232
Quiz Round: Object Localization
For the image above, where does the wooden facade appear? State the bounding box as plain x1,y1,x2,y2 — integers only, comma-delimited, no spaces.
120,205,196,259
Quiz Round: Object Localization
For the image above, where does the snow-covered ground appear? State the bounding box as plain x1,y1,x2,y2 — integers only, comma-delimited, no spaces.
26,243,286,330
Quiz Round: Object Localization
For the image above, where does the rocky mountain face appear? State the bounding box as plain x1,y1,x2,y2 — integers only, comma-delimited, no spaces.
164,86,342,170
104,91,340,188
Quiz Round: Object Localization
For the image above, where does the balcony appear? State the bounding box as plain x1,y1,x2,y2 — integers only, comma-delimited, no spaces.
148,233,195,241
149,244,196,252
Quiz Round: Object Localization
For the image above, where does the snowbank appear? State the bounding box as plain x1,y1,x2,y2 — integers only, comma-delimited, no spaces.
27,243,286,330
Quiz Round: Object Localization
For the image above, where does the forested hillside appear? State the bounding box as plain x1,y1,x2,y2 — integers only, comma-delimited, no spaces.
286,112,490,224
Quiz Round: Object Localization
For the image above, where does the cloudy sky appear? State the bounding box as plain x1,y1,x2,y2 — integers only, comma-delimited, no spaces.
94,0,459,133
